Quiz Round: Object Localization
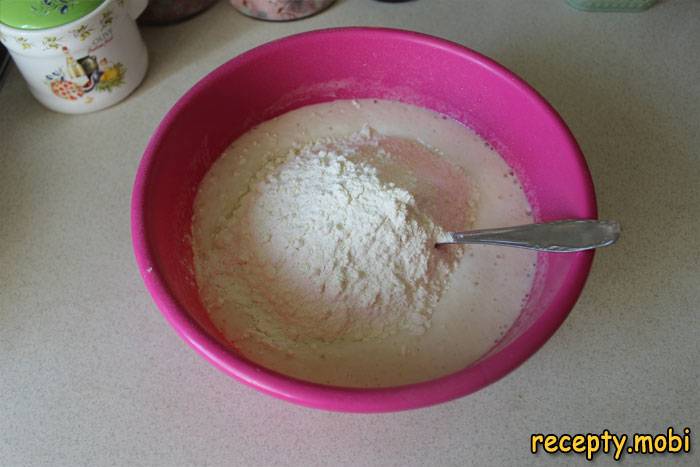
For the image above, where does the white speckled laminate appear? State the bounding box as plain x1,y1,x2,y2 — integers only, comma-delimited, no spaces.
1,1,698,465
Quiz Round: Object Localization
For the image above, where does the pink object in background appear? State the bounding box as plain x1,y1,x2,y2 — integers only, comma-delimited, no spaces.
229,0,335,21
131,28,597,412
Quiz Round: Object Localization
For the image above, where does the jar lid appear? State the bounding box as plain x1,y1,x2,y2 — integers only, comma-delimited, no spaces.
0,0,106,30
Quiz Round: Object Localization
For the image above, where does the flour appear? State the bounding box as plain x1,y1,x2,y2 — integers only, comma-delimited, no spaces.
196,128,465,347
192,99,536,387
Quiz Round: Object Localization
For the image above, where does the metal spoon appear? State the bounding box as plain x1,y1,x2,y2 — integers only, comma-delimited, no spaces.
436,220,620,252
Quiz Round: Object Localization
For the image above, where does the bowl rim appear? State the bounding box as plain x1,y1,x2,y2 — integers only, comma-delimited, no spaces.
131,27,597,413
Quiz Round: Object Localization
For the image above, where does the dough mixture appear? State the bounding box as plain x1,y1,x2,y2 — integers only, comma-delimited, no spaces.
192,99,536,387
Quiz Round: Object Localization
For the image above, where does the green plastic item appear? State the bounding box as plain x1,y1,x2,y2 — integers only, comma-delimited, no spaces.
566,0,657,12
0,0,105,30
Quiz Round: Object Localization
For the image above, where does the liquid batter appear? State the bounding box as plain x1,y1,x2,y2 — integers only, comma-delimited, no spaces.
192,99,536,387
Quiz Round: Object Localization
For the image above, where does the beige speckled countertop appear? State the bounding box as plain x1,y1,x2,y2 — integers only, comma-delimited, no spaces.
1,1,698,465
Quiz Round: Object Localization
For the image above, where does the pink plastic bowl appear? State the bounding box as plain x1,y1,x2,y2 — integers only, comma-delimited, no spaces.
131,28,596,412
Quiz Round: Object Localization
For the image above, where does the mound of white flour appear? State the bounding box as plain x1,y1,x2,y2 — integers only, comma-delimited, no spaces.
192,99,536,387
195,129,461,346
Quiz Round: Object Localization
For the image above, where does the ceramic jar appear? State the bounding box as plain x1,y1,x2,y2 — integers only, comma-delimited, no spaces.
229,0,335,21
140,0,218,25
0,0,149,113
566,0,657,11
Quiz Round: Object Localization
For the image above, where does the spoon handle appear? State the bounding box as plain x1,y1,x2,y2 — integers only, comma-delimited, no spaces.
440,220,620,252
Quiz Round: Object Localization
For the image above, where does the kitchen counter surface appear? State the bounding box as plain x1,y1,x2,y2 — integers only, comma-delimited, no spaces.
1,1,698,465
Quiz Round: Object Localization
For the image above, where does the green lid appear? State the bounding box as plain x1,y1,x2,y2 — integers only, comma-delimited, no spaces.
0,0,106,30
